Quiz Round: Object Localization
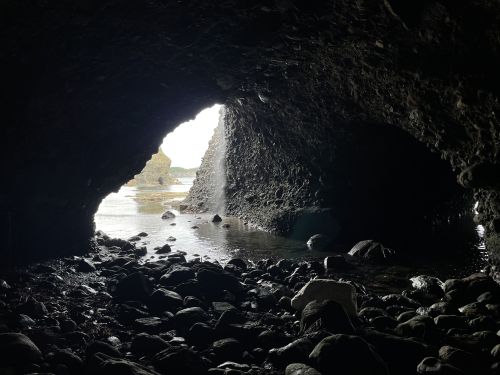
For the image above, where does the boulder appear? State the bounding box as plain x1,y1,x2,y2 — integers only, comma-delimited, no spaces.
131,333,170,356
212,214,222,222
0,333,42,366
156,244,171,254
348,240,396,262
291,279,357,316
153,346,210,374
161,211,176,219
309,334,388,375
300,300,354,334
416,357,464,375
285,363,322,375
114,272,153,302
306,234,331,251
87,352,160,375
148,288,183,313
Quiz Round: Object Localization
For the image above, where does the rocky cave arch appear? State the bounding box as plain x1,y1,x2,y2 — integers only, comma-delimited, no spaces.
1,1,499,272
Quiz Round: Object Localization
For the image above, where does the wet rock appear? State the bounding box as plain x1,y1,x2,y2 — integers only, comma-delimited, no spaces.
362,329,432,375
153,346,210,374
348,240,396,262
416,357,464,374
291,279,357,316
439,345,483,374
309,334,388,375
161,211,176,219
155,244,171,254
187,322,215,347
131,333,170,356
129,235,142,242
285,363,322,375
211,338,243,362
86,340,123,358
134,317,165,334
49,348,83,372
175,307,208,328
0,333,43,366
87,352,159,375
323,255,351,270
197,268,242,294
410,275,445,299
76,258,97,272
306,234,331,251
15,297,48,318
148,288,183,313
212,214,222,223
160,265,195,286
135,246,148,257
395,315,437,341
434,315,468,330
268,337,315,367
227,258,247,270
301,300,354,334
114,272,153,302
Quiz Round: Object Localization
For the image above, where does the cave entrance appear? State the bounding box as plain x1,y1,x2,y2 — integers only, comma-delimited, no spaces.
94,104,223,240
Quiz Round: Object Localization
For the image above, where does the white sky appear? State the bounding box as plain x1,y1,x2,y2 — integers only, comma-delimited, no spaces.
161,104,222,168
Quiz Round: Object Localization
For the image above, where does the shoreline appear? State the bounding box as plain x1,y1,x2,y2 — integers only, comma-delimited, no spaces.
0,233,497,374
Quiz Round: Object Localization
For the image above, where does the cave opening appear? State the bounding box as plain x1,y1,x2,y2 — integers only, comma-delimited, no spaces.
94,104,225,246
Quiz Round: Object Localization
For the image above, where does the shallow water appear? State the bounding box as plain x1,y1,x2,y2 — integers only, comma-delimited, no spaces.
95,183,489,293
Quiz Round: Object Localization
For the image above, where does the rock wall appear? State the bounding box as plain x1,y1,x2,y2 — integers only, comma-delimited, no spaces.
184,107,226,214
128,149,177,187
1,0,499,266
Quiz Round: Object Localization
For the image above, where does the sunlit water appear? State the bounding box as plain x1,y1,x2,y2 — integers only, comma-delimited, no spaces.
95,182,489,293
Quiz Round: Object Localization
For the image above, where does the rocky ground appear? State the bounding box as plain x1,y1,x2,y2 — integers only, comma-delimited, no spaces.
1,233,499,374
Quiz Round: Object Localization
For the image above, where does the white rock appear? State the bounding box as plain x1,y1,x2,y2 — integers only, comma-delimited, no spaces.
291,279,357,316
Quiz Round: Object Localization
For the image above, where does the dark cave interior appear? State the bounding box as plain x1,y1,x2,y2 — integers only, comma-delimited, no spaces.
1,1,500,374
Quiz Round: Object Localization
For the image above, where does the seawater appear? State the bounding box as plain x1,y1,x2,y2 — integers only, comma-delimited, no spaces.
94,181,488,294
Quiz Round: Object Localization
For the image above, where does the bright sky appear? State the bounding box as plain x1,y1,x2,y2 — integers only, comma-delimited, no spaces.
161,104,222,168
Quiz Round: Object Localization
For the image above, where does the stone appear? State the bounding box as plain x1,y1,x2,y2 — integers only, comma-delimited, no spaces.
86,340,123,358
0,333,43,366
362,329,432,375
197,268,242,294
50,348,83,372
309,334,388,375
268,338,315,367
306,234,331,251
211,338,243,362
410,275,445,296
156,244,171,254
88,352,160,375
161,210,176,219
395,315,437,341
300,300,354,334
76,258,97,272
175,307,208,328
114,272,153,302
227,258,247,270
323,255,350,270
148,288,183,313
348,240,396,262
291,279,357,316
131,333,170,356
212,214,222,222
285,363,322,375
416,357,464,374
439,345,482,374
160,266,195,286
153,346,210,374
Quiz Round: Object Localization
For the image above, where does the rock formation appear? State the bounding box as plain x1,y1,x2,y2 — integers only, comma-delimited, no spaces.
184,107,227,214
128,149,178,187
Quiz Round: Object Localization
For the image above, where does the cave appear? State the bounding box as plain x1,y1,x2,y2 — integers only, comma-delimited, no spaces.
1,1,500,374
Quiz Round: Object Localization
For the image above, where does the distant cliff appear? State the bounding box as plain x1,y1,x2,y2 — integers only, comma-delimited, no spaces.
127,148,178,187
